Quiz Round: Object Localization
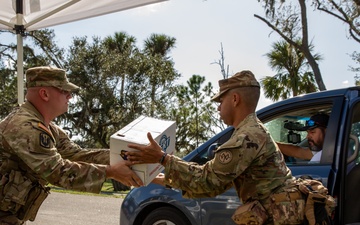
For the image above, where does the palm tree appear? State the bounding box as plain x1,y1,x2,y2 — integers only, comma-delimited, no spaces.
143,34,177,116
103,32,137,104
143,33,176,58
261,39,321,101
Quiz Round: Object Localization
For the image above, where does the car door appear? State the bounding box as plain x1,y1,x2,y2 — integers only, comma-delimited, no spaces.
341,95,360,224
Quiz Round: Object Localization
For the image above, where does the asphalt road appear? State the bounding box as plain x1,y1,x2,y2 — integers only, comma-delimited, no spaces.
28,191,125,225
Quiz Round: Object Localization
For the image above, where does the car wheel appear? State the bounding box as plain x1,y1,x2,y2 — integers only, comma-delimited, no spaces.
111,179,130,191
141,206,190,225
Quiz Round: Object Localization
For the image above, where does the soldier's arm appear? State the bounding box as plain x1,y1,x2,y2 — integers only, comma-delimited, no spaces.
53,124,110,164
127,132,236,196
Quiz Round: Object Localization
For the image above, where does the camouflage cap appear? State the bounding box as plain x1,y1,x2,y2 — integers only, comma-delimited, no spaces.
25,66,80,91
211,70,260,102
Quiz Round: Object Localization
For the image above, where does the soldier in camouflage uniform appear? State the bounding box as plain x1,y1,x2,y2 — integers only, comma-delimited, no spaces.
127,71,306,224
0,66,143,225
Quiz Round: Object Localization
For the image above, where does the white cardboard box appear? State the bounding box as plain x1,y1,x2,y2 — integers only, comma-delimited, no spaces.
110,116,176,185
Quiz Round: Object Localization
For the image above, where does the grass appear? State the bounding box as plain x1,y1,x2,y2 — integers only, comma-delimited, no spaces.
48,179,130,198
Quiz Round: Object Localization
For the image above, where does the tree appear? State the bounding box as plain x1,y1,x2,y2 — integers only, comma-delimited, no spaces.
314,0,360,44
64,36,123,148
64,35,148,148
26,29,66,68
313,0,360,85
0,29,64,69
143,33,179,117
261,39,320,101
64,37,106,145
260,0,360,85
255,0,327,91
171,75,220,154
350,51,360,85
102,31,137,105
257,0,360,39
63,33,181,148
0,64,17,118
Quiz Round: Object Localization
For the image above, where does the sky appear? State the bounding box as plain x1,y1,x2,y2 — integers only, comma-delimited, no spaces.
3,0,359,110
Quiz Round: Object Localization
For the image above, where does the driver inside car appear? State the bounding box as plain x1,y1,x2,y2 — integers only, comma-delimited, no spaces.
277,113,329,162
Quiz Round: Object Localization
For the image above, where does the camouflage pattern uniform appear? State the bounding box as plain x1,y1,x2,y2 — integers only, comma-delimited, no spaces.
163,71,305,224
0,67,109,224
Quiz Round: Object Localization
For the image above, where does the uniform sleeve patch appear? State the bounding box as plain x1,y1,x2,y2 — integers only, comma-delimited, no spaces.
218,150,233,164
40,132,51,148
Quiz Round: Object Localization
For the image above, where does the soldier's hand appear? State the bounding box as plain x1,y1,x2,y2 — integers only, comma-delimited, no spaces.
106,160,143,187
127,132,164,164
152,173,165,186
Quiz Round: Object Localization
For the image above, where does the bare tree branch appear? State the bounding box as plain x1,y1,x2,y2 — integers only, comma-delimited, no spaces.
211,43,230,79
254,0,326,90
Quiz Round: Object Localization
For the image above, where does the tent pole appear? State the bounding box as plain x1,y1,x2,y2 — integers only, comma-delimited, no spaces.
16,0,24,105
17,33,24,105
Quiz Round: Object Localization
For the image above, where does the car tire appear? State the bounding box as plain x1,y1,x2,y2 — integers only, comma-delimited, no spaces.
111,179,130,191
141,206,190,225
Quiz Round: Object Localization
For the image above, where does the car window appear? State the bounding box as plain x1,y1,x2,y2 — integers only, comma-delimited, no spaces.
191,104,333,166
264,116,308,164
265,117,308,144
262,105,332,165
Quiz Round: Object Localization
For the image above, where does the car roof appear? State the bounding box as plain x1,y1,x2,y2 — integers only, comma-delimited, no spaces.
257,86,360,115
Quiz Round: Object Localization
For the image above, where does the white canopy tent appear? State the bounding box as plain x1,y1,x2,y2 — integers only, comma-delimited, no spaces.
0,0,167,104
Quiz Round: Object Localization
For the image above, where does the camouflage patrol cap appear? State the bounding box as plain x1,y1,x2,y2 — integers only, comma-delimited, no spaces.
25,66,79,91
211,70,260,102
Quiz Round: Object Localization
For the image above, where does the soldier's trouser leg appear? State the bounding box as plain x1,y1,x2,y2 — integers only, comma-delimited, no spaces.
0,211,25,225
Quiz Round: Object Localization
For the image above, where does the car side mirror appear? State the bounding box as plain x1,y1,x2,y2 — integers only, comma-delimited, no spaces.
207,143,220,160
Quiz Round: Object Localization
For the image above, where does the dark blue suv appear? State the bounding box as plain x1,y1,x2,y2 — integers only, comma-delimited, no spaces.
120,87,360,225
